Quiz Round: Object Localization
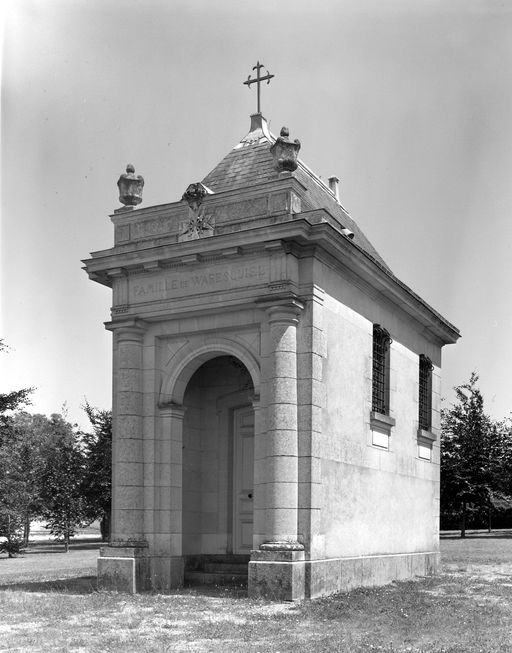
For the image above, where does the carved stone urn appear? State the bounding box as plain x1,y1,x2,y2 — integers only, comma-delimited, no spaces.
117,164,144,206
270,127,301,172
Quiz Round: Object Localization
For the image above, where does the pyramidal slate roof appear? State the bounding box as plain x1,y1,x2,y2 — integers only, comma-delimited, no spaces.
201,114,391,273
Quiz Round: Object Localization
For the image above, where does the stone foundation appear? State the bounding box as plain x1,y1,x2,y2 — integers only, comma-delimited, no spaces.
248,550,439,601
305,551,440,599
148,556,184,591
248,549,306,601
98,548,185,593
97,545,150,593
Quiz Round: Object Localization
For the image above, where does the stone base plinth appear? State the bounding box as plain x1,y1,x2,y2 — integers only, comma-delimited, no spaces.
305,551,440,599
248,549,306,601
149,556,184,591
248,550,439,601
97,544,149,593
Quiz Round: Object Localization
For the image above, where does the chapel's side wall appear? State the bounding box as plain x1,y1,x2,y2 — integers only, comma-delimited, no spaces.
305,262,442,597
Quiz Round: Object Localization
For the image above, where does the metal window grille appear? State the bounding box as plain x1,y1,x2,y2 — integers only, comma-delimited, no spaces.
419,354,433,430
372,325,391,415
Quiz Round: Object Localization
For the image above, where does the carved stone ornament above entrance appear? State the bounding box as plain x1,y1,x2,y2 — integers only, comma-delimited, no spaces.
179,182,215,242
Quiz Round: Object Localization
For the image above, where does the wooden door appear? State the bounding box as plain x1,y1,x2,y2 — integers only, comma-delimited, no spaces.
232,406,254,553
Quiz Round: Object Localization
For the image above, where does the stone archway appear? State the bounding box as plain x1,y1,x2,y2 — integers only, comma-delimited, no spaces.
160,337,260,406
181,356,254,563
155,339,261,588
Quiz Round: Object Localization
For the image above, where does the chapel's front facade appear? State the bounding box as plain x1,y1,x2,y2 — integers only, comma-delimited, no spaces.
83,112,459,600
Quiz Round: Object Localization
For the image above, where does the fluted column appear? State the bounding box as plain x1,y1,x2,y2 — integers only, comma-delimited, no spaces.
262,300,304,548
110,320,147,543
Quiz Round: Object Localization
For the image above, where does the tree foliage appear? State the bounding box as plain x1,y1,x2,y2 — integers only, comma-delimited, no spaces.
0,341,35,555
80,403,112,541
0,340,34,427
39,427,89,552
441,373,512,536
0,342,114,554
0,436,26,557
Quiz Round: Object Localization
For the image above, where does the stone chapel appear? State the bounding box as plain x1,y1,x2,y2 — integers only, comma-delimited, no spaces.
83,96,459,600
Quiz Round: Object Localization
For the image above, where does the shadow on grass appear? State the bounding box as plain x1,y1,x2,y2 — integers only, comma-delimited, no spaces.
0,575,248,599
441,534,512,540
0,575,98,595
17,542,102,556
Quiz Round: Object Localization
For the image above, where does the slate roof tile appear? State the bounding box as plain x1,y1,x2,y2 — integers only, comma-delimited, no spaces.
201,117,391,272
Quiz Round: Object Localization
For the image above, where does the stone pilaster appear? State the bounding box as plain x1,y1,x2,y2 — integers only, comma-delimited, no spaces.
252,397,265,547
149,404,186,590
110,320,147,542
263,301,303,545
98,319,148,593
249,298,306,601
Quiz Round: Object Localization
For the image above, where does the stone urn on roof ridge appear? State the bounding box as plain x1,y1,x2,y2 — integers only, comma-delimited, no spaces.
269,126,301,172
117,164,144,207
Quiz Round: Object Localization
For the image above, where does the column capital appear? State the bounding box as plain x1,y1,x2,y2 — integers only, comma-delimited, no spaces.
158,403,186,420
266,299,304,325
105,318,148,341
257,294,304,325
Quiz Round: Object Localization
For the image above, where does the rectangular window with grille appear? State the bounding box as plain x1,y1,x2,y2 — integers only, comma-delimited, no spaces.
419,354,433,431
372,324,391,415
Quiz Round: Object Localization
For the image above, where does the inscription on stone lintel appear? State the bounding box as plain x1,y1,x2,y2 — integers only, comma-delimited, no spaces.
130,263,268,301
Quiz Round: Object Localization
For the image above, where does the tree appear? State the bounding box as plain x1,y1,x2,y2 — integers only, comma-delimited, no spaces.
441,373,512,536
80,403,112,541
0,444,26,557
0,341,34,555
39,421,88,552
7,412,73,545
0,340,34,426
485,419,512,531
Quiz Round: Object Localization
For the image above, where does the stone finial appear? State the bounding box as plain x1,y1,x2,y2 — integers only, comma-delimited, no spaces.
270,127,301,172
117,164,144,206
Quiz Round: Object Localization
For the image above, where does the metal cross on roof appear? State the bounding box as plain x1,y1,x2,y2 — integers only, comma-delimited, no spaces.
243,61,274,115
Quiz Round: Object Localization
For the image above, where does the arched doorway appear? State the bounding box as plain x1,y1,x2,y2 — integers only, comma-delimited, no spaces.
181,355,255,578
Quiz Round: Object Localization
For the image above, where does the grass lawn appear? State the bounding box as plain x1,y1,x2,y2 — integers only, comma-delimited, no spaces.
1,532,512,652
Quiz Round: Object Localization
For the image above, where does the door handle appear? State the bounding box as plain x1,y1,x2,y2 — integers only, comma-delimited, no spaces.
248,493,253,499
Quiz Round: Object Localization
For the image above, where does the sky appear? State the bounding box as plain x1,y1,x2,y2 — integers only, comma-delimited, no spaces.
1,0,512,428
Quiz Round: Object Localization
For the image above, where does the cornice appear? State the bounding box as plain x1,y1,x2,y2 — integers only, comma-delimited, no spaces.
83,215,460,345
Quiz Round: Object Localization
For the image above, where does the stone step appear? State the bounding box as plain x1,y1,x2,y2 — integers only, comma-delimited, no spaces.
187,554,250,566
185,571,248,587
202,562,248,575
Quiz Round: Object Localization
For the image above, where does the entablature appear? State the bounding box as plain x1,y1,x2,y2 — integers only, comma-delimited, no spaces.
83,215,459,346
